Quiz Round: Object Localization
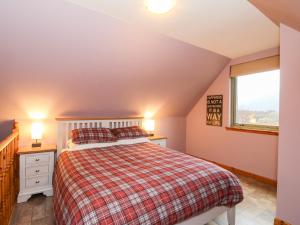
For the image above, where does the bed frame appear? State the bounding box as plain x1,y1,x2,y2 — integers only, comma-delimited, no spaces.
56,117,236,225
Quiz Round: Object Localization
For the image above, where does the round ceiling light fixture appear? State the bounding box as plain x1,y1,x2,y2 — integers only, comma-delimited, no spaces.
145,0,176,14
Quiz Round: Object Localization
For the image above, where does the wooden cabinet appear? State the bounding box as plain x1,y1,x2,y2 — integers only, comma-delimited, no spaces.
0,125,19,225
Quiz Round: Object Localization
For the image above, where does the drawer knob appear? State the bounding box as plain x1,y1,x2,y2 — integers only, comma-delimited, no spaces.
35,180,40,184
35,170,40,173
35,158,40,161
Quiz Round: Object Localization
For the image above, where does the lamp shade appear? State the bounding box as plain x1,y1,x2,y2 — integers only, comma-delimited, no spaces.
144,119,155,132
31,122,43,140
145,0,176,14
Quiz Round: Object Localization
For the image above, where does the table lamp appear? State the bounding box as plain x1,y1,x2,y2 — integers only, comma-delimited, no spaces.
31,122,43,147
144,119,155,136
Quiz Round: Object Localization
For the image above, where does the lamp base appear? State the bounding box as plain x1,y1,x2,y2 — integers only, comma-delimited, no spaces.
32,142,42,148
148,133,154,137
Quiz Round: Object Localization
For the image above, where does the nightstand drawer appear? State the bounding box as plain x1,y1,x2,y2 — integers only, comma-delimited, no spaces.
25,153,50,165
151,139,167,147
148,136,167,148
26,176,49,189
26,165,49,177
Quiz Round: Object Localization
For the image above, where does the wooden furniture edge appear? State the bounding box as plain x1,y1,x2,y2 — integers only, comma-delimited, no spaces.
188,154,277,187
17,146,57,155
56,116,144,121
0,120,19,225
274,217,292,225
226,126,279,136
148,136,168,141
0,122,19,150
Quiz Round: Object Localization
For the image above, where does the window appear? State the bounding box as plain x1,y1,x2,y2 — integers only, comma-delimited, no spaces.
230,56,280,131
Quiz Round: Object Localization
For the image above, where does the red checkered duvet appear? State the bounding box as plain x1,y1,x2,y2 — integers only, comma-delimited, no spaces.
53,142,243,225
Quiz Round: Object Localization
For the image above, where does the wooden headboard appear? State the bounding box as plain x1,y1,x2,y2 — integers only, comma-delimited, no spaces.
56,117,144,155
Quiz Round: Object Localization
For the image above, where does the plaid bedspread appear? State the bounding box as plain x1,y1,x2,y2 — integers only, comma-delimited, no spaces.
53,142,243,225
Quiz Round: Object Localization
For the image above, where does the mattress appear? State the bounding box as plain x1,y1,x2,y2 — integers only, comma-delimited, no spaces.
53,142,243,225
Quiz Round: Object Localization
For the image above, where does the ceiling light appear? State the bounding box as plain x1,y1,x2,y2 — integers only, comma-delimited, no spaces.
145,0,176,14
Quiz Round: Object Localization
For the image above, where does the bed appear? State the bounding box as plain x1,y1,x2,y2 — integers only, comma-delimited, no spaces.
53,117,243,225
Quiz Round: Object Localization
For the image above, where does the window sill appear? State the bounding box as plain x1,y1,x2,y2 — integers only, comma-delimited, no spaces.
225,126,279,136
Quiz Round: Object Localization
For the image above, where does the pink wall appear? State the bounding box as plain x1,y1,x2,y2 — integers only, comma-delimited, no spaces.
276,24,300,224
186,48,279,180
0,0,229,151
156,117,186,151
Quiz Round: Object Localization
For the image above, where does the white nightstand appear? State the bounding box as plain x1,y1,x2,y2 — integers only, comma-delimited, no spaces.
148,136,167,147
17,144,56,203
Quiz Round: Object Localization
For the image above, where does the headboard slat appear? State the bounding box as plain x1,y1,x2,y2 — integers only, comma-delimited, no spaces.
56,117,144,156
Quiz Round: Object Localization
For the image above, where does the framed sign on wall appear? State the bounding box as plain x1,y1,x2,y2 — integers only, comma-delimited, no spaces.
206,95,223,127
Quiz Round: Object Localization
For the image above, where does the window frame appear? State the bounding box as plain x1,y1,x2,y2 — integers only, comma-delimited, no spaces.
230,76,279,132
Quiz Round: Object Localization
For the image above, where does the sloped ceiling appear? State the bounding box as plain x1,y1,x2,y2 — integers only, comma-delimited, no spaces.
249,0,300,32
66,0,279,58
0,0,229,120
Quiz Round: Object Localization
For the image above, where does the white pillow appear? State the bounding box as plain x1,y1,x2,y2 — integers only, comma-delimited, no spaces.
116,137,150,146
66,137,150,151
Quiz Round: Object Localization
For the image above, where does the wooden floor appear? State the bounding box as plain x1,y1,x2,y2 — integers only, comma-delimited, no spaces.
10,175,276,225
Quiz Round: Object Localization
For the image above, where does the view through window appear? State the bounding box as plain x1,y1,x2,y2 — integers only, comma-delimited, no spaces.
233,69,280,129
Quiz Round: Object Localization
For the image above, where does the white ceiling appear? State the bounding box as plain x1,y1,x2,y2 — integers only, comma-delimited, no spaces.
66,0,279,58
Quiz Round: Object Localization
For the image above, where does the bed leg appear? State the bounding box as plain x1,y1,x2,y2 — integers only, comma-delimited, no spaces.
227,207,235,225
